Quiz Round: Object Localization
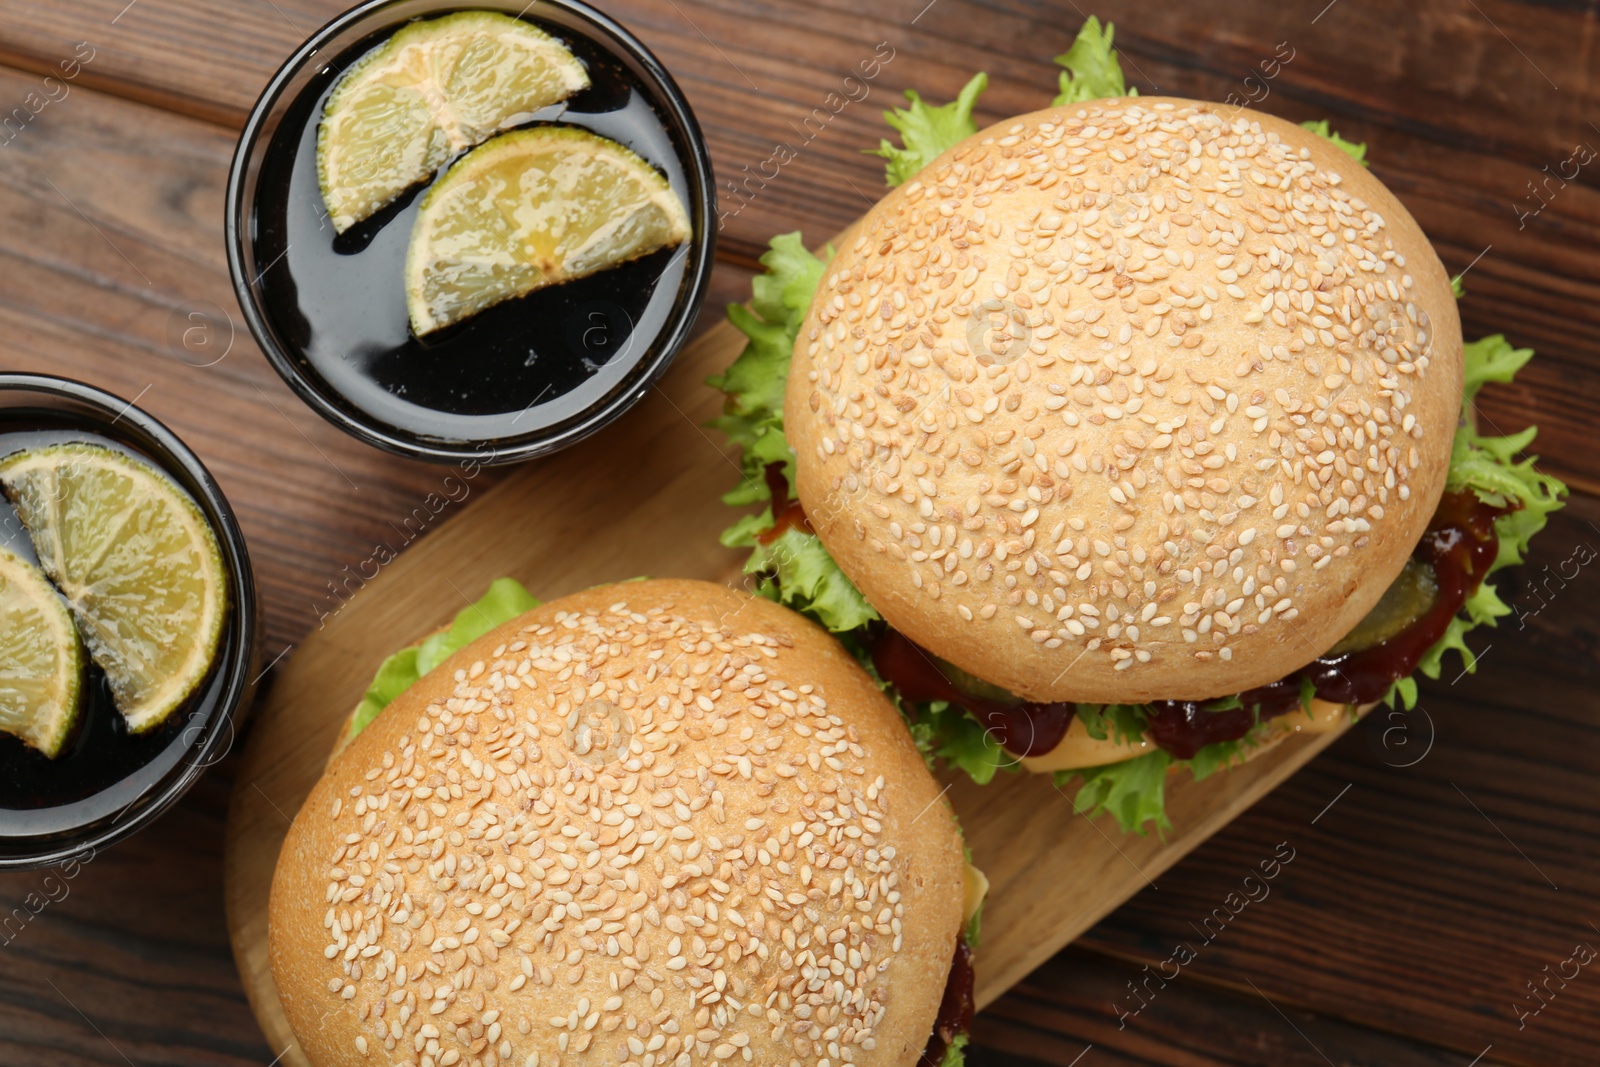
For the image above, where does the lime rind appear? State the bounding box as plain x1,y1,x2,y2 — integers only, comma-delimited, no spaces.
404,126,692,334
0,548,83,757
0,443,228,735
317,11,590,232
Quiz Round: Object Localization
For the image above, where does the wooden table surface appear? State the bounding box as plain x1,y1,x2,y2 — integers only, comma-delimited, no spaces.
0,1,1595,1065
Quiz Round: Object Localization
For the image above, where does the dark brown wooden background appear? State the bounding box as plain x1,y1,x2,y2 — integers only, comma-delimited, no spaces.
0,0,1595,1064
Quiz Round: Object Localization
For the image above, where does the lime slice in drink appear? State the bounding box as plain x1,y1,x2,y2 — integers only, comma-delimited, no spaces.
405,127,691,334
0,444,227,734
0,549,83,758
317,11,590,232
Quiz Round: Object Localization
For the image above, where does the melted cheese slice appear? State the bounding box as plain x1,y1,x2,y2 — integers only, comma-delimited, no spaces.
963,862,989,930
1019,715,1151,773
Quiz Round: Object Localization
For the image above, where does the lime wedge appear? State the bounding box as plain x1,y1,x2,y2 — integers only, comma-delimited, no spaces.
318,11,590,233
0,549,82,757
0,444,227,734
405,127,690,334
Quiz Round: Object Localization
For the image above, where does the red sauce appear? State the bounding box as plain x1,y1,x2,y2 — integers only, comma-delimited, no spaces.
1301,489,1508,704
766,489,1512,762
871,629,1075,758
756,461,812,545
1142,490,1515,758
922,937,975,1066
1143,700,1260,761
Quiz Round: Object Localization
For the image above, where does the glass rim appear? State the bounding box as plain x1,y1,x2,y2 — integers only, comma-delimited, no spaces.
0,372,260,870
224,0,720,465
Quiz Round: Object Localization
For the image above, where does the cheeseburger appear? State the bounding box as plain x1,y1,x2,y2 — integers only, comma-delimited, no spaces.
269,579,983,1067
710,23,1564,833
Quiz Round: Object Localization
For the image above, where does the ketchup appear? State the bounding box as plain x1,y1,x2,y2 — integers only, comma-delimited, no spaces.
1137,490,1515,759
761,487,1513,762
1300,489,1508,704
870,629,1076,758
756,462,813,545
1142,700,1260,761
921,938,975,1066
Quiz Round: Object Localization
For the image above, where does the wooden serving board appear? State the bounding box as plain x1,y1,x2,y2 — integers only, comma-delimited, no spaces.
223,310,1354,1065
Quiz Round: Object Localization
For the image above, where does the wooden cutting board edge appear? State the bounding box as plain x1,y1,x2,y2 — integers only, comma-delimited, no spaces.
223,314,1359,1066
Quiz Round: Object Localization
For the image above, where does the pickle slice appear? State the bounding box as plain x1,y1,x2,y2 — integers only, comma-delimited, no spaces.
1328,557,1439,655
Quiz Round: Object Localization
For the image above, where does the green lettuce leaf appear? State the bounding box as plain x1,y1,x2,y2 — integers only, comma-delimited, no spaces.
1065,751,1173,833
965,896,985,949
349,647,421,739
706,233,829,507
744,526,881,634
1301,119,1368,166
349,578,540,738
1386,335,1567,703
1076,702,1148,745
910,698,1012,785
1052,16,1135,104
1052,725,1246,835
1387,674,1419,712
1459,332,1533,405
869,72,988,187
1187,738,1246,780
940,1033,970,1067
417,577,541,675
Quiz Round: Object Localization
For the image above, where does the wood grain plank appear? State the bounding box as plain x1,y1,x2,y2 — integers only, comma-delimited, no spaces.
1066,495,1600,1067
0,772,275,1067
973,946,1483,1066
0,1,1592,492
1,0,1593,148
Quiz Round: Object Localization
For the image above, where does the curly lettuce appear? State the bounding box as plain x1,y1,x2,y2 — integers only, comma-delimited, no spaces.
1057,702,1255,831
708,17,1564,835
348,577,539,739
1388,336,1568,707
740,526,880,633
1053,16,1135,104
909,699,1011,785
1302,118,1368,166
706,233,829,508
964,877,986,949
1066,751,1174,833
869,72,988,187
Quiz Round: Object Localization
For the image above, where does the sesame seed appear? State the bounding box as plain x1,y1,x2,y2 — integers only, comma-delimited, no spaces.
305,591,914,1067
790,99,1440,680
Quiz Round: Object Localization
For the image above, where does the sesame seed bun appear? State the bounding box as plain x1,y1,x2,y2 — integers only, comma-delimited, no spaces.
268,579,965,1067
788,97,1461,703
